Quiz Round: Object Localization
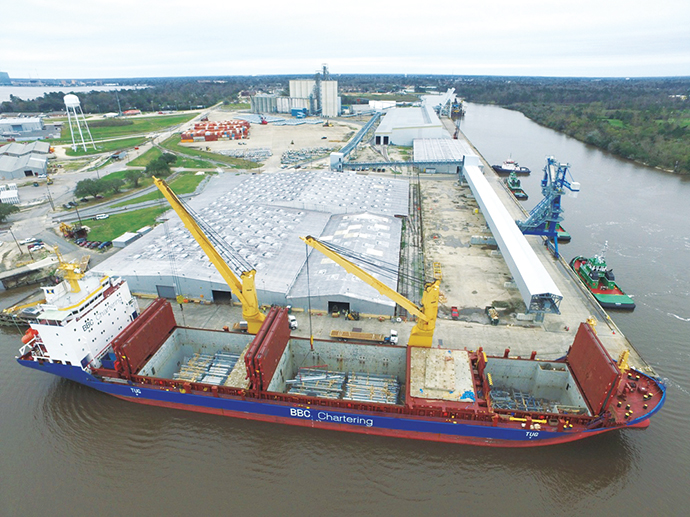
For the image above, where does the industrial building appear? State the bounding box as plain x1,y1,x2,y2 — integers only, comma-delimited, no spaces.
251,66,341,118
287,212,401,315
0,116,59,142
94,170,408,315
0,141,51,157
288,79,340,118
0,117,44,133
249,94,278,114
0,183,20,204
413,139,474,174
0,153,48,180
374,104,448,146
0,141,51,179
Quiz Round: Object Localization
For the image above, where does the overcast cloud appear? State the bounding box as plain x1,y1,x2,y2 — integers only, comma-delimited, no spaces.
1,0,689,79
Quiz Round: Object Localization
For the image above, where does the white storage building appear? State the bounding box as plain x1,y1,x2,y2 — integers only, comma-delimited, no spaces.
374,105,448,146
0,117,44,134
0,153,48,180
0,141,51,157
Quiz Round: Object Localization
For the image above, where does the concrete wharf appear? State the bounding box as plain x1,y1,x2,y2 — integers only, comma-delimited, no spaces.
156,122,651,376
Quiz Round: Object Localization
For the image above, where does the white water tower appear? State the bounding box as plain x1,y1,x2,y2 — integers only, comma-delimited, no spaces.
64,94,95,152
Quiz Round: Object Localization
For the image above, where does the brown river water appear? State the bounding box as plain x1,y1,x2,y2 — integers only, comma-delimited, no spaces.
1,102,688,516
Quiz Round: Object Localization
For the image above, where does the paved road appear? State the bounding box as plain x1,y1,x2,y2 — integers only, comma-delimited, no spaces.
1,110,212,261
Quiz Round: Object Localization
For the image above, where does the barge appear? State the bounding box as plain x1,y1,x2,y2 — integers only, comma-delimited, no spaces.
17,273,664,447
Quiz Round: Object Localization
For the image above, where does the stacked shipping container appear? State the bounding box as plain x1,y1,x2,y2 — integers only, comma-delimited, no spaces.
180,120,251,142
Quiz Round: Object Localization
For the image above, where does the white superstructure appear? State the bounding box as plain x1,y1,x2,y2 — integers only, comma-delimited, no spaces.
20,274,139,368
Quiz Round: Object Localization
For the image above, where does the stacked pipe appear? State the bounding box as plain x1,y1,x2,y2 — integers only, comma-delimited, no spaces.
489,388,552,412
286,368,346,399
343,372,400,405
173,351,241,385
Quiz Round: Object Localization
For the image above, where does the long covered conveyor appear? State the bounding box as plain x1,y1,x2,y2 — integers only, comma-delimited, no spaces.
462,161,562,315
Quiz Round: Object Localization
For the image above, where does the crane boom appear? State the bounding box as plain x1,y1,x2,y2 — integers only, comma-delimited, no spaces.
153,176,265,333
301,235,439,347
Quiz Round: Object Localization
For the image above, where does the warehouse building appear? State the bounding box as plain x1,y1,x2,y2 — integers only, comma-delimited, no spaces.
374,104,447,146
413,138,475,174
287,212,401,315
0,153,48,180
0,117,59,141
0,141,51,157
94,170,408,315
0,117,44,133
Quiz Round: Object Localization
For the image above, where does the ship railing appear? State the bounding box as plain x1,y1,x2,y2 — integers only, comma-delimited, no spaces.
19,340,50,361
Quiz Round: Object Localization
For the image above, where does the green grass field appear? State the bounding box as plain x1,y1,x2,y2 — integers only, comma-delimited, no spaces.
176,155,214,168
110,172,206,208
160,134,259,169
220,103,251,110
127,146,214,169
64,136,147,157
126,146,162,167
58,159,91,172
55,114,195,144
86,206,169,242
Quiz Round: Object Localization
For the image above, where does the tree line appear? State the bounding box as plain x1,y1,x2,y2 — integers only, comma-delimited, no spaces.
3,74,689,173
452,76,690,174
74,154,175,199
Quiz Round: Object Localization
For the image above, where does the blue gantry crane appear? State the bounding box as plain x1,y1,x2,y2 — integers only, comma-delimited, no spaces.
517,156,580,258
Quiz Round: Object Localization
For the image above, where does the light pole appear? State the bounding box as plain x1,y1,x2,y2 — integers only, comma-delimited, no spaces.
45,182,54,210
73,201,83,227
8,227,21,254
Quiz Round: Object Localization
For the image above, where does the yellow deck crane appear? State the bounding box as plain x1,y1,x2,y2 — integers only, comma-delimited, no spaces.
52,245,89,293
300,235,439,348
152,176,265,334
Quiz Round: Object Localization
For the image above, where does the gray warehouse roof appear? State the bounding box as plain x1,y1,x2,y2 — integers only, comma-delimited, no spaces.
288,212,402,313
413,138,474,162
94,170,409,311
0,153,47,178
0,141,51,156
376,105,441,133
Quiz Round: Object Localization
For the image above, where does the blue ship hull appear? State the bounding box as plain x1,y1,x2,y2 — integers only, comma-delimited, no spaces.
18,358,665,447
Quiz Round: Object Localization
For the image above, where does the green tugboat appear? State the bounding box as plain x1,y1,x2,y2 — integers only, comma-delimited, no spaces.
570,242,636,310
504,172,528,200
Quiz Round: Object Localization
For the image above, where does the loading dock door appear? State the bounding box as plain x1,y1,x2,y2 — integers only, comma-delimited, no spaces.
212,289,233,304
328,301,350,315
156,285,176,299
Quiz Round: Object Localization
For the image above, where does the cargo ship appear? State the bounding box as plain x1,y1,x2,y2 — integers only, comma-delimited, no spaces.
570,244,636,310
16,271,664,447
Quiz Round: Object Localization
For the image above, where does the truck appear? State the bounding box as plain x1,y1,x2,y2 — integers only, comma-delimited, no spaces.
233,321,248,332
485,306,499,325
330,329,397,344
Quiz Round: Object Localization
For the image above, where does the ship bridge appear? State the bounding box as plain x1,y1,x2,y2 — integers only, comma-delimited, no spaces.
462,160,562,316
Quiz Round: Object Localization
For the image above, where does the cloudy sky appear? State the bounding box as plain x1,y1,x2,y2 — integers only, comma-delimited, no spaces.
2,0,689,79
